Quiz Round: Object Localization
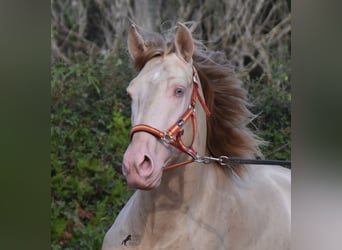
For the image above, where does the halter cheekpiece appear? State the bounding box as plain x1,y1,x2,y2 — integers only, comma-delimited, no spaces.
130,66,211,171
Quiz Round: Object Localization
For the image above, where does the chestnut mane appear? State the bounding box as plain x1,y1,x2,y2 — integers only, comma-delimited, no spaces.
130,25,263,174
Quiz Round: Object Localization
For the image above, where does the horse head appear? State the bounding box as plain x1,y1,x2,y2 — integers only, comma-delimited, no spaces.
122,23,206,190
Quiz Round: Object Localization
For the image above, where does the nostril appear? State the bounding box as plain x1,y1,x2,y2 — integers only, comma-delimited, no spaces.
144,155,150,163
138,154,153,176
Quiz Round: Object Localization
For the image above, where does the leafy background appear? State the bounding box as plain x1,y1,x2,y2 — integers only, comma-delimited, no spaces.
51,0,290,249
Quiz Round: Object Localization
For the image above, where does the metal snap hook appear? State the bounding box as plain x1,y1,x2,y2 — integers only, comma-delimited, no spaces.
195,156,216,164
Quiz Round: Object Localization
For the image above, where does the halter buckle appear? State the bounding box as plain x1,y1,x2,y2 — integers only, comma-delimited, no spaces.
193,68,200,84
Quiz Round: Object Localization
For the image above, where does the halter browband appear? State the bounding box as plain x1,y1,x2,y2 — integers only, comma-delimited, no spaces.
130,66,211,171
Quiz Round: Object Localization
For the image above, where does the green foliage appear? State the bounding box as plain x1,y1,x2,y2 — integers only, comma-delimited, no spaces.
246,47,291,160
51,52,134,249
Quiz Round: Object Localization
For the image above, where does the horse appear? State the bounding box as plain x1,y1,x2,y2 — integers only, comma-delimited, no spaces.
102,22,291,250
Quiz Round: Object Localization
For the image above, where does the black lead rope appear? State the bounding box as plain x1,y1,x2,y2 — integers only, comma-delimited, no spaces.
227,158,291,169
195,156,291,169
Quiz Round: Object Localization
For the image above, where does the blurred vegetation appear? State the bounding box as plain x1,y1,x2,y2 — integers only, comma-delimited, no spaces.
51,49,134,249
51,0,290,249
245,45,291,160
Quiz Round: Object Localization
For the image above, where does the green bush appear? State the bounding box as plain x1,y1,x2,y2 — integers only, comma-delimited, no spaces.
51,50,134,249
245,47,291,160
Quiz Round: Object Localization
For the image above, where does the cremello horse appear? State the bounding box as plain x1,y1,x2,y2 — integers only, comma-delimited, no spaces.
102,23,290,250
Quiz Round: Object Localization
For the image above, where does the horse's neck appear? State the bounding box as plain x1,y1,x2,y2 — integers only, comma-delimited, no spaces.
132,161,230,240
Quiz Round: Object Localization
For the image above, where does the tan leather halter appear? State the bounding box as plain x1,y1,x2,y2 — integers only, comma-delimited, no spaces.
130,66,211,171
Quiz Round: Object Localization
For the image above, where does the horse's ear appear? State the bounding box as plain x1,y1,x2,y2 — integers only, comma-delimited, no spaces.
175,22,194,63
128,24,146,61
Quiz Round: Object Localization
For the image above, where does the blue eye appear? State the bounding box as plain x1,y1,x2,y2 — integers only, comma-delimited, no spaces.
175,88,185,96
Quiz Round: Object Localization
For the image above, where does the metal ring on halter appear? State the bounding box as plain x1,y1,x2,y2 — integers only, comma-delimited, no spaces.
162,132,172,144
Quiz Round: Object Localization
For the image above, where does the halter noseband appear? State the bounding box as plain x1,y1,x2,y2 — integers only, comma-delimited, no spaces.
130,66,211,171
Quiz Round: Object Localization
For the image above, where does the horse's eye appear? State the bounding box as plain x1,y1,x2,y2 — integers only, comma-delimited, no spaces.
175,88,185,96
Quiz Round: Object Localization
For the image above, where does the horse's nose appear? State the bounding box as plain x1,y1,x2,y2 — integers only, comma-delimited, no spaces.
122,146,154,179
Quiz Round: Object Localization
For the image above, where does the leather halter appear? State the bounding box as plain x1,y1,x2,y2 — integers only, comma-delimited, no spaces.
130,66,211,171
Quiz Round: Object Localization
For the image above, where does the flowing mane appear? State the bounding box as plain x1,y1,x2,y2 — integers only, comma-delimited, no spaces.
129,25,263,174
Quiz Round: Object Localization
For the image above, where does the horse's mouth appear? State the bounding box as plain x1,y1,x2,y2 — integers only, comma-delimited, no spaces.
123,164,163,190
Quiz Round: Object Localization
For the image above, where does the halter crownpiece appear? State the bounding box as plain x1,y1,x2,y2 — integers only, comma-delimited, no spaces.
130,66,211,171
